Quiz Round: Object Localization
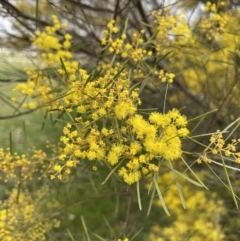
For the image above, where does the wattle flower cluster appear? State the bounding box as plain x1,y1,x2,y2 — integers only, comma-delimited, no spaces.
10,16,189,185
54,107,188,184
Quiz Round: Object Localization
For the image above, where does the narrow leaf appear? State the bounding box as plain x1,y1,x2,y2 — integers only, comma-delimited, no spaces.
147,184,156,216
169,160,186,209
137,181,142,211
102,159,123,185
220,154,238,208
67,228,76,241
153,174,170,216
81,216,91,241
130,227,143,241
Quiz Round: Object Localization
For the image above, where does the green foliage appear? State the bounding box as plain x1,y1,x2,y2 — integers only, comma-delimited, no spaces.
1,0,240,240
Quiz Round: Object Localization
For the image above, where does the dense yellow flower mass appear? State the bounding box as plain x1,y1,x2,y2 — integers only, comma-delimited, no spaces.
0,186,59,241
0,147,48,182
148,172,226,241
54,107,188,184
13,15,74,110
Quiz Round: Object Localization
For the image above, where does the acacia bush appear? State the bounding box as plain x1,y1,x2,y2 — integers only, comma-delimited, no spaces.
1,0,240,240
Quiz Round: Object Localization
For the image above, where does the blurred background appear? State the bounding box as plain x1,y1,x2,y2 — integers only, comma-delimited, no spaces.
1,0,240,240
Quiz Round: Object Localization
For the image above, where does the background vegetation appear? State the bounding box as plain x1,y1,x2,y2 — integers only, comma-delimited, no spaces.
1,0,240,240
